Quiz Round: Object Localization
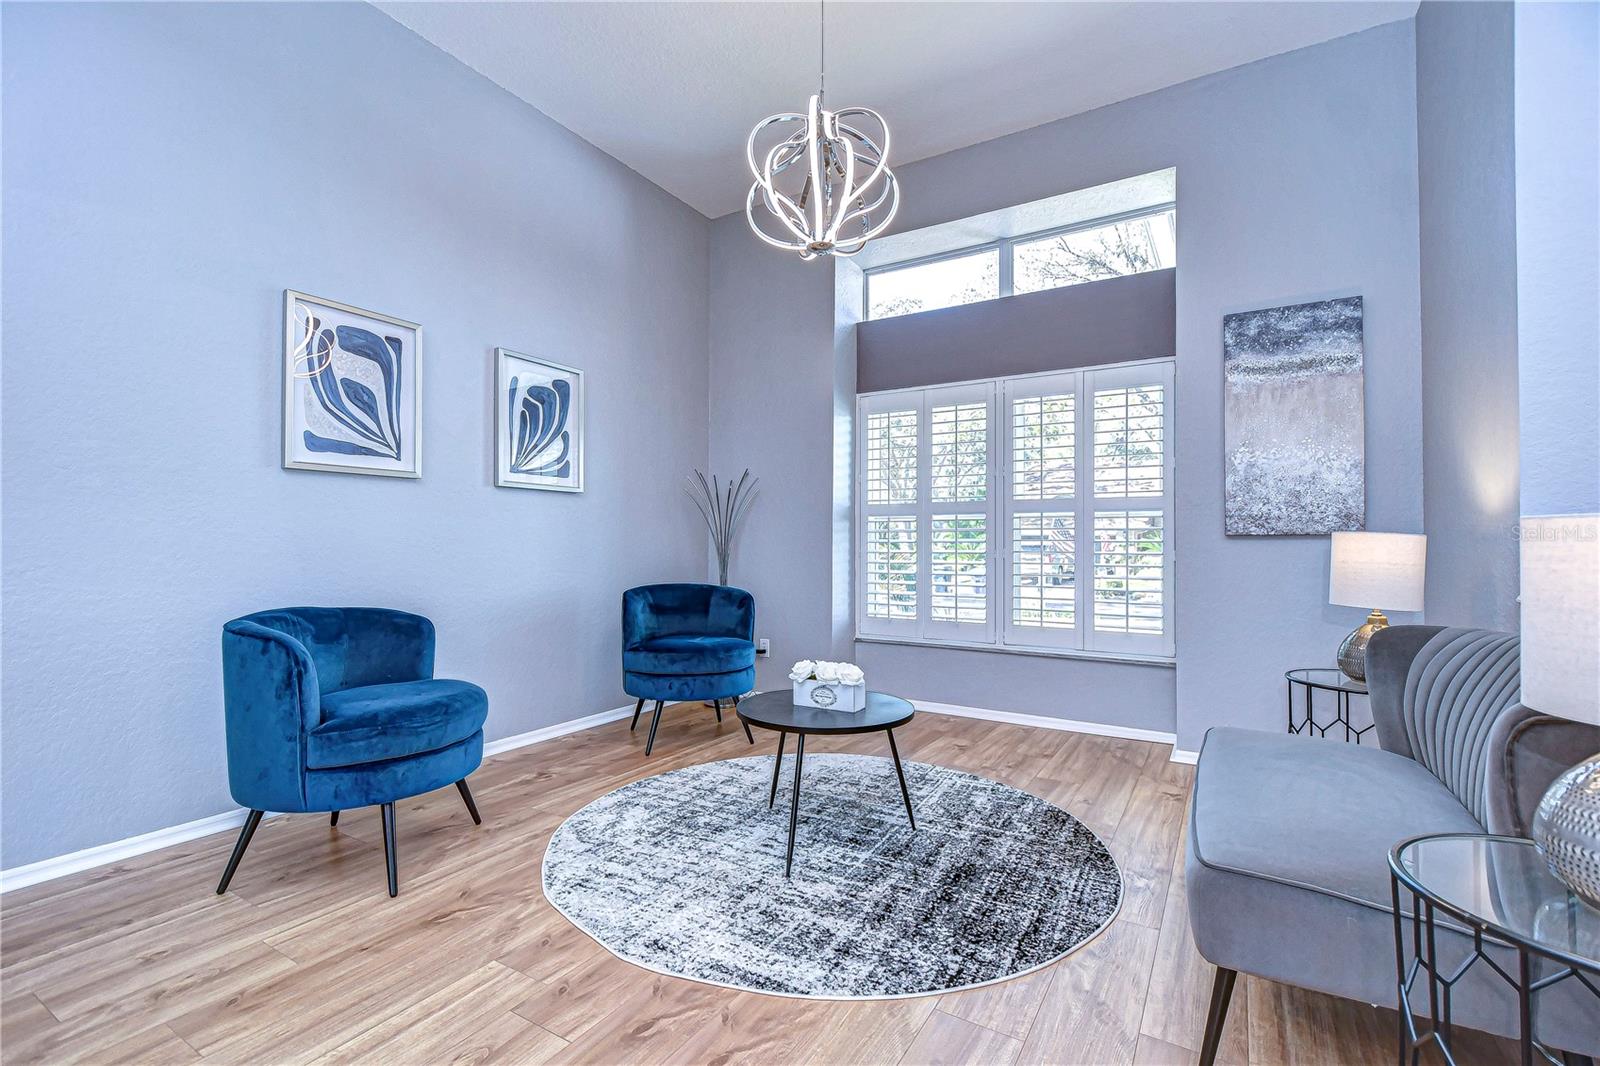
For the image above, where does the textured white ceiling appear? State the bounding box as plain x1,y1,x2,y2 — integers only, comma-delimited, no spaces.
379,1,1417,218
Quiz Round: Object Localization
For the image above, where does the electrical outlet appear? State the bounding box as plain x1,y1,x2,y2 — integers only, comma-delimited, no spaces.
757,638,771,657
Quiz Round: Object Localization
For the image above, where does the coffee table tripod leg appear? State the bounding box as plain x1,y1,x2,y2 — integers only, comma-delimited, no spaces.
785,734,805,877
768,731,787,809
887,728,916,830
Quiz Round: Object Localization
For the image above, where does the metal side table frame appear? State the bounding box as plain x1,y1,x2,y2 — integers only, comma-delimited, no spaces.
1285,668,1375,744
1389,833,1600,1066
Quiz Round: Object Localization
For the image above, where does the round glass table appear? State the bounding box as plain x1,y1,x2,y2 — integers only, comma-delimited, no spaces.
1389,833,1600,1065
1284,667,1372,744
736,689,916,878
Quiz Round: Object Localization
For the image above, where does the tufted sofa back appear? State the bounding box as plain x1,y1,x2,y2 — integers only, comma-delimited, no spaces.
1400,629,1520,825
1368,625,1599,834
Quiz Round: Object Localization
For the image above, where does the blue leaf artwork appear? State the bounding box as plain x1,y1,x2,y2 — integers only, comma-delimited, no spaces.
508,376,572,477
301,321,404,460
496,348,582,491
284,291,419,478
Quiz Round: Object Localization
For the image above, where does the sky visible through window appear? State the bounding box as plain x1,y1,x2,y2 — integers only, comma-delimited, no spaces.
867,249,999,321
1013,209,1176,295
865,207,1175,321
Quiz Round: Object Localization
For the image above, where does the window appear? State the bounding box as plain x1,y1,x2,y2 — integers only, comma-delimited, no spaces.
1012,208,1176,295
866,248,999,321
863,206,1175,321
857,360,1175,658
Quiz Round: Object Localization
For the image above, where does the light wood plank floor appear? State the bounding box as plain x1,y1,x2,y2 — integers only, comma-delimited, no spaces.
1,709,1517,1065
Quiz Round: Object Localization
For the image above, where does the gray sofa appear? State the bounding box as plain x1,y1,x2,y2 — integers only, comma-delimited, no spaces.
1185,626,1599,1063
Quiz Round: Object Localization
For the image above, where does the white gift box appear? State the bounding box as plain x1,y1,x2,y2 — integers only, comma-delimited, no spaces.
792,678,867,712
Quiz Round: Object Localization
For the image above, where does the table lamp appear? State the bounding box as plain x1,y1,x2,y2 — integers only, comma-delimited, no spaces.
1328,531,1426,682
1522,513,1600,908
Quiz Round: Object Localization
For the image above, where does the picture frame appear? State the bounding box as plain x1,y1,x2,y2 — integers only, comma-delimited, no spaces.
282,290,421,478
1222,295,1365,535
495,348,584,492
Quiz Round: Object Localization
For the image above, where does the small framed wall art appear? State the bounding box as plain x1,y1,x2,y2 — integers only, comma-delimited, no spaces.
283,290,421,478
495,348,584,492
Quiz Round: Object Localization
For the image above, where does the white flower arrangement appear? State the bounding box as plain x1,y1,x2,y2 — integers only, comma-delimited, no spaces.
789,659,865,685
791,660,867,711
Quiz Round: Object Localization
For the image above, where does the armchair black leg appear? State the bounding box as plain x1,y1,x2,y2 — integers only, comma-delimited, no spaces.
630,698,644,731
455,779,481,825
330,810,339,827
713,699,724,723
1198,966,1237,1066
216,809,264,894
380,802,398,898
645,700,665,756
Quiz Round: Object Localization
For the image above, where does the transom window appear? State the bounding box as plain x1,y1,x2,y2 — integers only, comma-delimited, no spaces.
865,206,1176,321
856,360,1175,658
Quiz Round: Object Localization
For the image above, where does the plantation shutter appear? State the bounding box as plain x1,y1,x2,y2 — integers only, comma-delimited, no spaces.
1002,372,1079,649
858,395,920,637
1085,362,1174,655
857,359,1172,659
923,382,996,642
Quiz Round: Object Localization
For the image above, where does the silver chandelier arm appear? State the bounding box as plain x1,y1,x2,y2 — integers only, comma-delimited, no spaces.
744,93,898,258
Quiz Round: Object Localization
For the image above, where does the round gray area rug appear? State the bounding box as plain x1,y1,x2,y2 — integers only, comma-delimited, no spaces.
541,753,1122,998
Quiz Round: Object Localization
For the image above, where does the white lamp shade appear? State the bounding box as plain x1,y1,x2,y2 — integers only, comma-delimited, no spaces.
1519,514,1599,725
1329,531,1427,612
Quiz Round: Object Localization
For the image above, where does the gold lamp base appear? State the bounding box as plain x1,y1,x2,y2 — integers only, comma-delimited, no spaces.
1337,609,1390,682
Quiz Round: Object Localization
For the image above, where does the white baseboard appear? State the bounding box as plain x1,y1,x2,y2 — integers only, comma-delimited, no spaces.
0,702,639,896
1168,748,1200,765
482,702,635,757
910,699,1180,748
0,807,261,895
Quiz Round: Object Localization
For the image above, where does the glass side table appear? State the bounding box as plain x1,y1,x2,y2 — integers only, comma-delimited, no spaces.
1389,833,1600,1066
1284,668,1373,744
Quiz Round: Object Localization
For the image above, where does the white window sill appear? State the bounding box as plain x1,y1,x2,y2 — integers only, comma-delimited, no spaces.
853,634,1176,668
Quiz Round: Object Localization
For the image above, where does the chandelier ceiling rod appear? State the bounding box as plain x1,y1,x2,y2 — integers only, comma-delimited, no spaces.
743,0,900,260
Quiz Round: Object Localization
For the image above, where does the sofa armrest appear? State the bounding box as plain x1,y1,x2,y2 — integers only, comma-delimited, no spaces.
1484,708,1600,836
221,620,319,811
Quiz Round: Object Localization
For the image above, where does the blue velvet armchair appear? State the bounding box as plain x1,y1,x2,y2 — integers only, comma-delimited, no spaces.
622,584,757,755
218,607,487,897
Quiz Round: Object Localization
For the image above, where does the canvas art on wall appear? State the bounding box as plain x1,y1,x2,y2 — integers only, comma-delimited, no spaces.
1223,296,1365,535
283,291,421,478
495,348,584,492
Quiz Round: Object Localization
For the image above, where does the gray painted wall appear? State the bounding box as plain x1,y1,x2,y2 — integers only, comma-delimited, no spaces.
1414,2,1520,630
707,222,839,702
1,2,710,868
1514,1,1600,517
857,269,1176,393
709,22,1424,749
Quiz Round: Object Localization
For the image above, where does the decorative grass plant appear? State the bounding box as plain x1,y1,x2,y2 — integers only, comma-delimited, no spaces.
686,469,759,586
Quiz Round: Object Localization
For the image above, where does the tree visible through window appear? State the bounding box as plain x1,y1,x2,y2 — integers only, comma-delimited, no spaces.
1013,209,1176,295
867,249,999,320
863,206,1175,321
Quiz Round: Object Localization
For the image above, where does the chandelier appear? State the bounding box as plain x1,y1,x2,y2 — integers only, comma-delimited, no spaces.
745,2,900,260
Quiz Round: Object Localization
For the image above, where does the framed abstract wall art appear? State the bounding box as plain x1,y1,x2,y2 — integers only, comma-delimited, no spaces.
1223,295,1365,535
495,348,584,492
283,291,421,478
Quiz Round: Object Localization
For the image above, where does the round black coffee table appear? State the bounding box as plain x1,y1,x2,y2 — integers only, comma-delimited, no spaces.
736,689,916,877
